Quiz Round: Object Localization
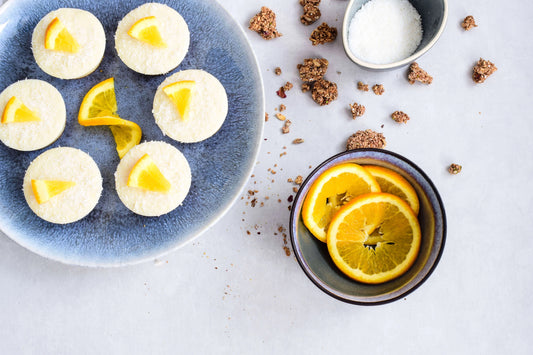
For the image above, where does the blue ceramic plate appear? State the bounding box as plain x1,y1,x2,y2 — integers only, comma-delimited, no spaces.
0,0,264,266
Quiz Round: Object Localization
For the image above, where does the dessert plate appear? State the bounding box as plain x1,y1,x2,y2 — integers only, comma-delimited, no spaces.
0,0,264,266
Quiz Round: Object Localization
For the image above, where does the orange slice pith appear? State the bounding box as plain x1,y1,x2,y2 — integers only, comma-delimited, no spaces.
44,17,80,53
1,96,41,124
127,153,171,193
127,16,167,47
31,179,76,204
163,81,196,121
78,78,142,158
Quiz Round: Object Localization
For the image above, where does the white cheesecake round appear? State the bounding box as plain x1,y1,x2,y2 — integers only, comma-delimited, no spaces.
115,3,190,75
115,141,191,217
0,79,66,151
153,69,228,143
23,147,103,224
32,8,106,79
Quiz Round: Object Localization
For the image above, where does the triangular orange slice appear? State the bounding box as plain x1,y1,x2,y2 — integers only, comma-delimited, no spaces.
1,97,41,124
163,81,196,121
127,16,167,48
31,179,76,204
127,153,171,193
45,17,80,53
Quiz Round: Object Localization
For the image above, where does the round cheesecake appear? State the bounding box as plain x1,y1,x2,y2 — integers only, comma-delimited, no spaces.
23,147,103,224
115,3,190,75
0,79,66,151
153,69,228,143
32,8,106,79
115,141,191,217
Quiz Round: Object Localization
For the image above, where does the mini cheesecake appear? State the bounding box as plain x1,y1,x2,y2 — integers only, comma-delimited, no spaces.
115,141,191,217
23,147,103,224
115,3,190,75
32,8,106,79
153,69,228,143
0,79,66,151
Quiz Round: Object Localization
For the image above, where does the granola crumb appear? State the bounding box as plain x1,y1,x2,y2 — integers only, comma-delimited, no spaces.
297,58,329,82
292,138,304,144
295,175,303,185
349,102,366,119
461,15,477,31
279,152,287,157
472,58,497,83
275,113,286,121
279,104,286,112
301,83,312,93
311,79,338,106
448,163,462,174
391,111,410,123
309,23,337,45
299,0,321,5
283,246,291,256
277,82,293,98
274,67,282,75
300,3,321,26
372,84,385,95
248,7,282,40
283,82,293,91
265,113,269,122
357,81,369,92
346,129,386,150
282,120,291,134
408,62,433,85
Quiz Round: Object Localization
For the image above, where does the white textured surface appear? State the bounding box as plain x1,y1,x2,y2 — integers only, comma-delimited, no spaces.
153,69,228,142
32,8,106,79
115,3,190,75
1,0,533,354
115,141,191,217
0,79,65,151
23,147,102,224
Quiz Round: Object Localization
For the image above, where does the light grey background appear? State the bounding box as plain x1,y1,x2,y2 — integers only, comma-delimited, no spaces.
0,0,531,354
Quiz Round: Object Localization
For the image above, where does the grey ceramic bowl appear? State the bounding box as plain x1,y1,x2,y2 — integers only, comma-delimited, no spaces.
289,149,446,305
342,0,448,70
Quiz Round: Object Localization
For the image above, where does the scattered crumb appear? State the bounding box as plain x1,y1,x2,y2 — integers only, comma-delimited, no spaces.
277,82,293,98
448,163,462,174
408,62,433,85
472,58,497,83
292,187,298,193
372,84,385,95
301,83,312,93
274,67,282,75
283,246,291,256
357,81,369,92
301,3,321,26
300,0,320,4
275,113,286,121
280,152,287,157
265,113,269,121
461,15,477,31
282,120,291,134
346,129,386,150
391,111,410,123
349,102,366,119
297,58,329,82
248,7,282,40
311,79,338,106
279,104,286,112
292,138,304,144
309,23,337,45
295,175,303,185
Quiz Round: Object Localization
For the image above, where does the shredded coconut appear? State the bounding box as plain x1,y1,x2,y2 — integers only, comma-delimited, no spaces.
348,0,423,64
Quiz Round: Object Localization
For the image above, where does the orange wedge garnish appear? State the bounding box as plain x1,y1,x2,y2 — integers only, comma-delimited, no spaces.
127,153,171,193
1,96,41,124
31,179,76,204
127,16,167,48
44,17,80,53
163,80,196,121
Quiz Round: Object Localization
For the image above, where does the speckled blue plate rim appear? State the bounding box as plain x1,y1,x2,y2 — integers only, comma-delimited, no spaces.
289,149,447,305
0,0,265,267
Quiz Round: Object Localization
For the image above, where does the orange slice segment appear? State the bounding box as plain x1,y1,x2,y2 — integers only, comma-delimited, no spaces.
127,153,171,193
44,17,80,53
1,96,41,124
31,179,76,204
127,16,167,47
163,81,196,121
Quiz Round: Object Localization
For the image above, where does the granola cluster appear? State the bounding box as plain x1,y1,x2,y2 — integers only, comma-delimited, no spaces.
448,163,462,174
391,111,410,123
408,62,433,85
248,7,282,40
357,81,369,92
311,79,338,106
372,84,385,96
300,0,321,26
346,130,386,150
309,23,337,45
472,58,497,83
461,16,477,31
297,58,338,106
277,81,293,98
349,102,366,119
274,67,282,75
297,58,328,82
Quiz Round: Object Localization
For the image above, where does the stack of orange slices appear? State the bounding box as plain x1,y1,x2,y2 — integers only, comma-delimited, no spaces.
302,163,421,284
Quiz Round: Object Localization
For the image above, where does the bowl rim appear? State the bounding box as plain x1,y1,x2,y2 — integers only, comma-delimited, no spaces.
289,148,447,305
342,0,449,70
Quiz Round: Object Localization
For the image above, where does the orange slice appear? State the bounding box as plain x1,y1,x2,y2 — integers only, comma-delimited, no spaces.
44,17,80,53
327,193,421,284
127,153,171,192
127,16,167,47
1,96,41,124
163,81,196,121
302,163,381,243
364,165,420,215
31,179,76,204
